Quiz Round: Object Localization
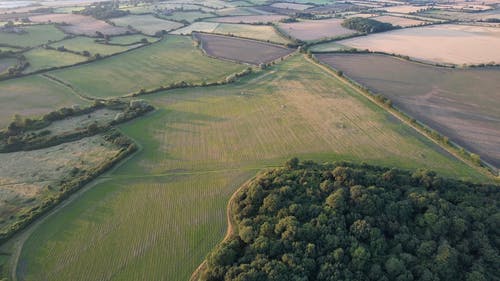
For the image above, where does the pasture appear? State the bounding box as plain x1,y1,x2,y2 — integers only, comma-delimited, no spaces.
270,2,313,10
23,48,87,73
210,14,288,23
50,36,137,56
0,58,16,73
0,75,88,128
316,53,500,167
0,24,65,48
29,14,130,36
0,135,121,233
161,11,214,23
171,22,220,35
17,55,484,281
338,24,500,65
279,18,356,41
106,34,159,45
194,33,294,64
49,35,246,98
111,15,184,36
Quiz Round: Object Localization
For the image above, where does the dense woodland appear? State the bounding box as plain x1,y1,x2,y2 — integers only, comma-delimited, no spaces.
342,17,395,33
201,159,499,281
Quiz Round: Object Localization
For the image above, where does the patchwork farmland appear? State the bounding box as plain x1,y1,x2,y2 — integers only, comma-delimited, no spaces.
279,18,357,41
17,55,484,281
194,33,294,64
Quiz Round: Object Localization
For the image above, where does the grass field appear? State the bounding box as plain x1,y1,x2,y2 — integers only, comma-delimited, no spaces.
210,14,288,23
278,18,356,41
0,57,16,73
49,35,246,98
111,15,184,36
0,75,88,128
23,48,87,73
50,37,135,56
316,53,500,168
338,24,500,65
194,33,294,64
16,55,485,281
107,34,159,45
161,11,214,23
30,14,130,36
0,25,65,48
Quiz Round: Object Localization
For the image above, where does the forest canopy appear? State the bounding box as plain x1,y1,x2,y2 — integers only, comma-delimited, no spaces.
342,17,395,33
200,159,499,281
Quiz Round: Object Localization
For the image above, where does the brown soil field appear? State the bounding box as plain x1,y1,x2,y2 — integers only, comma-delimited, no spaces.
279,18,356,41
29,13,130,36
194,33,294,65
212,14,288,23
338,24,500,65
373,15,429,27
316,53,500,168
0,135,121,231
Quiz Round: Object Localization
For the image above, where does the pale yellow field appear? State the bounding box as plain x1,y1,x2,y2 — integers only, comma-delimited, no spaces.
382,5,428,14
339,24,500,65
373,15,428,27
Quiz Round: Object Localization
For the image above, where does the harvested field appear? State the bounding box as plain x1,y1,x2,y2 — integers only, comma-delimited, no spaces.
0,75,89,128
0,135,121,233
216,6,271,16
270,2,313,10
50,36,138,56
419,8,500,21
22,48,87,73
49,35,246,98
338,24,500,65
171,21,220,35
111,15,183,36
316,53,500,167
211,14,288,23
382,5,428,14
174,22,290,44
29,13,130,36
0,24,65,47
18,54,485,281
372,15,428,27
307,3,365,14
194,33,294,64
255,5,299,15
279,18,356,41
309,41,350,52
0,58,16,73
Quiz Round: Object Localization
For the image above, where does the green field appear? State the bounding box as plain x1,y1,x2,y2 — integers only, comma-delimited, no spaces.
0,25,66,48
0,75,89,128
17,55,485,281
161,11,214,23
50,36,137,56
111,15,184,35
107,34,159,45
23,48,87,73
48,35,246,98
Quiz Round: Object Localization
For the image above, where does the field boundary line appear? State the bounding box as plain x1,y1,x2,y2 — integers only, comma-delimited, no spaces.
304,54,495,180
40,73,100,102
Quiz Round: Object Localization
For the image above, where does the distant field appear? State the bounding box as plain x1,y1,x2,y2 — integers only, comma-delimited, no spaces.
279,18,356,41
382,5,427,14
174,22,290,44
111,15,184,36
0,58,16,73
161,11,214,22
23,48,87,73
30,14,130,36
107,34,159,45
0,135,120,233
0,75,89,128
316,53,500,167
18,55,485,281
210,14,288,23
338,24,500,65
216,6,271,16
270,2,313,10
50,36,137,56
194,33,294,64
0,24,65,47
49,35,246,98
372,15,428,27
419,8,500,21
309,41,350,52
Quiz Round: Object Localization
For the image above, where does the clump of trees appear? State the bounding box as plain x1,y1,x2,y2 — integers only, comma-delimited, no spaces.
77,1,128,19
201,159,499,281
342,17,395,33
